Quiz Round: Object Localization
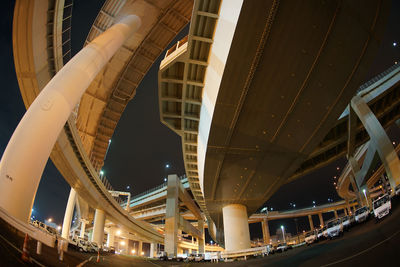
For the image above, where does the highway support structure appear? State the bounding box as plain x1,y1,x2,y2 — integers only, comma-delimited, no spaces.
222,204,251,251
165,174,205,258
0,15,142,222
347,94,400,207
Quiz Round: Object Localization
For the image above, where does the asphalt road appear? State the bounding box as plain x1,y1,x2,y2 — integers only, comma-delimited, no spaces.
86,197,400,267
2,197,399,266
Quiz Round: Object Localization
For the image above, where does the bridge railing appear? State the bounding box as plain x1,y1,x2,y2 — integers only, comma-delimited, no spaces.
130,175,187,201
357,64,400,93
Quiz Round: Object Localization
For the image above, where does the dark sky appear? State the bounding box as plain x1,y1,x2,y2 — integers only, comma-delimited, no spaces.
0,1,399,239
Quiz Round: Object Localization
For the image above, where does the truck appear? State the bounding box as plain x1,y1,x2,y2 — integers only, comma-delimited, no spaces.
326,218,343,239
354,206,370,223
372,194,391,220
68,237,91,252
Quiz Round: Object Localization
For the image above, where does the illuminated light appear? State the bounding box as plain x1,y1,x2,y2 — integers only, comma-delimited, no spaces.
336,167,340,170
100,170,104,176
141,252,144,255
131,249,135,254
164,178,167,182
395,61,398,65
120,241,125,246
165,164,170,168
48,218,52,222
334,176,337,179
109,139,111,143
127,185,130,190
57,226,61,230
116,230,121,235
362,189,366,194
393,141,396,145
393,42,397,46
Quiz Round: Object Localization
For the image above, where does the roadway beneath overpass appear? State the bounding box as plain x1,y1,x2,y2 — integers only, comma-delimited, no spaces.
197,0,390,249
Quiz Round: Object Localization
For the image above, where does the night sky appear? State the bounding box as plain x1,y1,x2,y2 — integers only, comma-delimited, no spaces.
0,1,399,241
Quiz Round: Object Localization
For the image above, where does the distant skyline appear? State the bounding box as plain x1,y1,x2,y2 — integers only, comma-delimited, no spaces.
0,1,399,240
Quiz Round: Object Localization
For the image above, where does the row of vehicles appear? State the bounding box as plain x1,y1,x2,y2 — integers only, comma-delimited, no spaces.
30,220,58,236
68,236,100,253
305,193,392,245
157,251,215,262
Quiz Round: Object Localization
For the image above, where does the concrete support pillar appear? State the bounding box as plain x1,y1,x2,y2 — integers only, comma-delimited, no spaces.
165,175,179,257
334,210,338,219
198,219,205,254
222,204,251,251
318,213,324,228
138,241,143,256
150,243,156,258
261,219,270,244
308,214,314,231
0,15,142,222
80,219,88,238
344,208,348,216
107,227,115,248
188,248,192,254
351,96,400,194
92,209,105,247
61,188,76,239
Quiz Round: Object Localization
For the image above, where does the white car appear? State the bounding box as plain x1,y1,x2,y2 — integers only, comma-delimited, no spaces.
355,206,370,223
316,228,324,240
395,184,400,195
276,243,288,252
373,194,391,220
341,216,351,230
326,219,343,239
305,231,317,245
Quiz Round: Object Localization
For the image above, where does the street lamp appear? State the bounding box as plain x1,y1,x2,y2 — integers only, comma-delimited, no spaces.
362,189,368,206
281,225,286,243
116,229,121,236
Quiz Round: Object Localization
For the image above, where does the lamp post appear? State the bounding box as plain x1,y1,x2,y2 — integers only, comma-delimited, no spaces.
280,225,286,243
362,189,368,206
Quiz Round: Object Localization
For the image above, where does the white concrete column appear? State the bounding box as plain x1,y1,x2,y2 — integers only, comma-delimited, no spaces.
92,209,106,247
107,227,115,248
150,243,156,258
222,204,250,251
198,219,205,254
138,240,143,256
0,15,141,222
61,188,76,239
165,175,179,257
79,219,88,238
261,219,270,244
318,213,324,228
351,96,400,194
308,214,314,231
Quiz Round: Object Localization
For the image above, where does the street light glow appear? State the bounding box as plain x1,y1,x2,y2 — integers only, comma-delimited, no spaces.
100,170,104,176
120,241,125,246
131,249,135,254
164,177,167,182
165,164,170,168
393,42,397,46
48,218,52,222
116,230,121,235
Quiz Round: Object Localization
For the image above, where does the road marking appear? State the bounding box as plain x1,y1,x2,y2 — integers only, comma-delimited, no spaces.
76,255,93,267
0,232,46,267
146,259,162,267
321,229,400,267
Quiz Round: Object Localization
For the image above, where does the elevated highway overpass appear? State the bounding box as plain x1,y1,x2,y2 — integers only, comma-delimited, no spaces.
159,0,391,250
3,0,195,248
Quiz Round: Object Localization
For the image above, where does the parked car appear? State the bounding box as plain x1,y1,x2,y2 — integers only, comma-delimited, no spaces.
355,206,370,223
316,228,324,240
276,243,288,253
305,230,317,245
373,193,391,220
326,219,343,239
341,216,351,231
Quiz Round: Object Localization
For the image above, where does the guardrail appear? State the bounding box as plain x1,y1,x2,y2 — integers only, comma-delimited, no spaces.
0,207,55,247
357,64,400,93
